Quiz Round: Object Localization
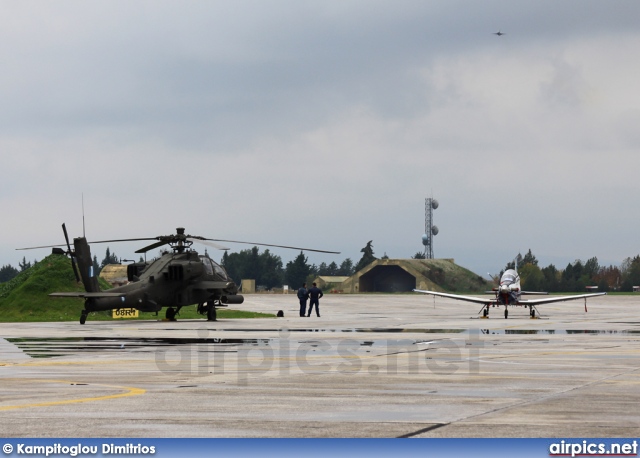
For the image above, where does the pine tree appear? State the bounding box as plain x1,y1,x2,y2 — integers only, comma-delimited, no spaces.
19,256,31,272
100,247,119,268
285,251,311,288
355,241,376,272
338,258,354,276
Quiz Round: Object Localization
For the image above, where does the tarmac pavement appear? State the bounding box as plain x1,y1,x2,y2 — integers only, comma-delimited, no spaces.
0,293,638,438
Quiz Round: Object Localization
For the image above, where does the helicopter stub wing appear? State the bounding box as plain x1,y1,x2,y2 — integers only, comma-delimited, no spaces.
193,281,236,292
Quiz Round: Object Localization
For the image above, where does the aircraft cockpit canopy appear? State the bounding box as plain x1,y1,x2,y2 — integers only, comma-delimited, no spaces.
200,255,230,280
501,271,518,285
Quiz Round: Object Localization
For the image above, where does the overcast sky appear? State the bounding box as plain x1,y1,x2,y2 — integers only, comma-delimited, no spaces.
2,1,640,278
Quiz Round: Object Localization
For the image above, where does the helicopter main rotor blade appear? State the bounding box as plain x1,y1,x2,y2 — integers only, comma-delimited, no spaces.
16,243,66,250
17,227,340,256
16,237,157,251
186,237,230,251
135,240,169,254
199,238,340,254
89,237,158,244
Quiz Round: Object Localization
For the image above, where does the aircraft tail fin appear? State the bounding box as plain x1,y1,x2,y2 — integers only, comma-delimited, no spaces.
73,237,101,293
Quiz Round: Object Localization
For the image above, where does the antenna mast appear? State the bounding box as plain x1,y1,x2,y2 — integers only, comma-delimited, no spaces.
421,196,439,259
82,193,86,238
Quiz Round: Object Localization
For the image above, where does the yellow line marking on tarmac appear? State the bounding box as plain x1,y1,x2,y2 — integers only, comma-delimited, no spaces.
0,380,145,411
13,359,148,367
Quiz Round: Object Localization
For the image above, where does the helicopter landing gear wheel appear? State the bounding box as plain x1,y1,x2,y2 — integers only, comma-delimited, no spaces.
80,310,88,325
504,309,508,319
207,305,217,322
166,307,177,321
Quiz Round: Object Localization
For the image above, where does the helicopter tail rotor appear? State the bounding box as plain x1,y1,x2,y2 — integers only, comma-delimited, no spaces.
62,223,81,283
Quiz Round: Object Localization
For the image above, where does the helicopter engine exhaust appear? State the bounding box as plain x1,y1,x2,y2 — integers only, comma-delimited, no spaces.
221,295,244,305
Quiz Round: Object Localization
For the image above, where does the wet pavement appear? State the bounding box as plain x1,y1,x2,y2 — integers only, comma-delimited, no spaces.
0,293,638,437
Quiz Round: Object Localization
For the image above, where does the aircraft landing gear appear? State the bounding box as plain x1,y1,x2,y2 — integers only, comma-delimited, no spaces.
80,310,88,325
504,308,508,319
166,307,177,321
482,307,489,318
529,306,537,319
197,302,218,321
207,304,217,321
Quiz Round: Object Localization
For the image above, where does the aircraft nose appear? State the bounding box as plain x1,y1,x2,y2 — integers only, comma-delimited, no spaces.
500,284,510,294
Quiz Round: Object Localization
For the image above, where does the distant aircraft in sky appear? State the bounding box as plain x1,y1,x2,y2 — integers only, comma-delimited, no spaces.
493,30,505,36
414,268,606,319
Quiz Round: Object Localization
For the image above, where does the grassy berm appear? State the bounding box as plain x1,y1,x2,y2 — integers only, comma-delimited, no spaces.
0,254,274,322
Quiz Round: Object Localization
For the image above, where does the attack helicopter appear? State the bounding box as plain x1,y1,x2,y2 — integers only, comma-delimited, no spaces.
18,224,339,324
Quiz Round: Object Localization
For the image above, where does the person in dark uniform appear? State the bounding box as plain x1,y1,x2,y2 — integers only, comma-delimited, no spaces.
306,282,323,317
297,283,309,317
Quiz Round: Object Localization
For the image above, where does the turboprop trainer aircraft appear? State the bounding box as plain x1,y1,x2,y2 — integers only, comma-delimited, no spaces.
414,268,606,319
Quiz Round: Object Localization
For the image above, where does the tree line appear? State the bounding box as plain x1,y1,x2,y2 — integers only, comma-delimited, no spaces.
502,249,640,293
220,240,379,290
0,257,34,282
0,248,122,283
4,244,640,293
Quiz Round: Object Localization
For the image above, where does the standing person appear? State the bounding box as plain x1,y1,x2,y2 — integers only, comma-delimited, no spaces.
306,282,323,317
297,283,309,317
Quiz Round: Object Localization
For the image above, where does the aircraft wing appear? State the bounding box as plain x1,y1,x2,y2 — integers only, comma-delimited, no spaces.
413,289,495,305
49,292,126,298
518,292,606,305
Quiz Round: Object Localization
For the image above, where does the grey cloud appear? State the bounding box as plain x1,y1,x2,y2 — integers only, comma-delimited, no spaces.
3,0,640,274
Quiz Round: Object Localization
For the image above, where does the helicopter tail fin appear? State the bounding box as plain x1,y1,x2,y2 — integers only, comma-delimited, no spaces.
73,237,101,293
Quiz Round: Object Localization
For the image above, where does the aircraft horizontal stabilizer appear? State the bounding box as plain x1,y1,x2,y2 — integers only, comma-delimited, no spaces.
49,292,126,298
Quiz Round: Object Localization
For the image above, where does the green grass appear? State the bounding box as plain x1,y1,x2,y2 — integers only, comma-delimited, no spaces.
73,307,276,323
0,254,275,322
592,291,637,296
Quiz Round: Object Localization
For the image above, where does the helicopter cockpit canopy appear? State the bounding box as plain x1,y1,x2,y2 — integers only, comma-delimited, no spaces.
200,255,230,280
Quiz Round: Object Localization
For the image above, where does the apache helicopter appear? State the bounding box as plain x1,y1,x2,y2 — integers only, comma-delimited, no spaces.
19,224,339,324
